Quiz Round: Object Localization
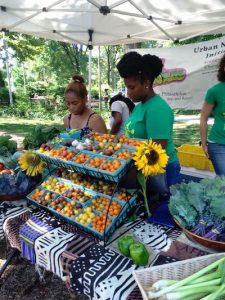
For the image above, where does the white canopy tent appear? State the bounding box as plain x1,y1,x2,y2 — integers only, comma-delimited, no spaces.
1,0,225,107
1,0,225,45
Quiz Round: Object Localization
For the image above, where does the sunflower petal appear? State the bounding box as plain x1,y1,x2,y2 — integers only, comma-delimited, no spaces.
18,151,45,176
132,139,169,177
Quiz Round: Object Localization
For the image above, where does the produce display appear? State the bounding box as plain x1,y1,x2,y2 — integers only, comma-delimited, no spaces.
63,187,93,203
35,133,138,182
75,207,96,225
27,174,137,240
55,168,117,195
41,177,70,193
169,177,225,242
39,145,78,161
117,235,149,266
85,157,107,168
118,235,135,257
50,196,82,217
30,188,58,206
86,132,144,148
54,168,134,201
113,149,133,160
92,213,112,233
145,256,225,299
25,132,139,240
23,125,60,149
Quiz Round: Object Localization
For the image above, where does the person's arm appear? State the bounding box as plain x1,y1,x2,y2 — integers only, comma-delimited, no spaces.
110,111,123,135
200,101,214,158
89,114,107,133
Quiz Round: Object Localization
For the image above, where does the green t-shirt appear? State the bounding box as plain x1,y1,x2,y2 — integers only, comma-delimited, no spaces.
205,82,225,144
124,95,177,163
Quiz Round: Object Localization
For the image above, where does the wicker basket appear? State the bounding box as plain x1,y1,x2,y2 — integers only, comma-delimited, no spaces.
133,253,225,300
174,218,225,252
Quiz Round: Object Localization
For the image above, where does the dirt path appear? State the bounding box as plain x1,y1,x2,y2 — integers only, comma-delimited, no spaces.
0,130,24,150
0,240,77,300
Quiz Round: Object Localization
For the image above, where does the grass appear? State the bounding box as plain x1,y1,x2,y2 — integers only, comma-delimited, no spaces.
0,116,210,148
0,117,64,137
173,123,201,147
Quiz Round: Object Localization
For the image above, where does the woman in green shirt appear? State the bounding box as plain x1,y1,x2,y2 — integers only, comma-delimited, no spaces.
200,53,225,175
117,51,180,195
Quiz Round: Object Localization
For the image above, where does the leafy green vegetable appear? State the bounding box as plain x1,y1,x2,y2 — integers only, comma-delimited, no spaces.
0,135,17,155
169,176,225,241
169,182,198,228
147,256,225,299
23,125,60,149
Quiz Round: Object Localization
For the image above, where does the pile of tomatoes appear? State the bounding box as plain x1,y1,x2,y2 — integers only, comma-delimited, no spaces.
0,163,13,175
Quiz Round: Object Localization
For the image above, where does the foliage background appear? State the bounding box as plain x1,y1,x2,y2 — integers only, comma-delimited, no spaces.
0,32,223,120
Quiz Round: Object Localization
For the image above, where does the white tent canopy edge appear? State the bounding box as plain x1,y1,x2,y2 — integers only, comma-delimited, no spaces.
1,0,225,46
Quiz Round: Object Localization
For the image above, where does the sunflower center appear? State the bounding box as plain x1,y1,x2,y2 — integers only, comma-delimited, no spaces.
27,154,41,167
146,150,159,165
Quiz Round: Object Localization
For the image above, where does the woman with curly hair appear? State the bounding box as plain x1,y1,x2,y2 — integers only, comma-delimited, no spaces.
117,51,180,195
200,54,225,175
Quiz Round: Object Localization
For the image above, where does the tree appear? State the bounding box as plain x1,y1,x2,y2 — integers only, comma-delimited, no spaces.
0,32,45,62
102,45,124,89
36,40,89,85
0,69,5,87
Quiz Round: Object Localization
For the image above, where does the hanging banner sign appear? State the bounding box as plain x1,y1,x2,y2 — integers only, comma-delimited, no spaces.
135,36,225,109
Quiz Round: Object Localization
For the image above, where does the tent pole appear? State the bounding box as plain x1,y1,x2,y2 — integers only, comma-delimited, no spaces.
2,32,13,107
88,48,92,108
98,45,102,111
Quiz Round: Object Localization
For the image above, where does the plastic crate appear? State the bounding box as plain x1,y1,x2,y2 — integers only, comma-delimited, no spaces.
133,253,225,300
177,144,214,171
112,146,134,160
48,195,83,217
114,189,138,204
27,187,59,208
98,156,130,182
76,195,132,241
118,136,146,149
40,176,71,194
62,185,96,207
59,130,82,140
114,197,137,227
28,187,137,241
35,145,79,167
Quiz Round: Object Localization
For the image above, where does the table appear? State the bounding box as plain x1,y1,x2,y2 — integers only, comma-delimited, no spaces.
0,200,214,300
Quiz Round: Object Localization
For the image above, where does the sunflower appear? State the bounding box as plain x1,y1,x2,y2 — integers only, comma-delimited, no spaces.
133,140,169,177
132,140,169,217
18,151,45,176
